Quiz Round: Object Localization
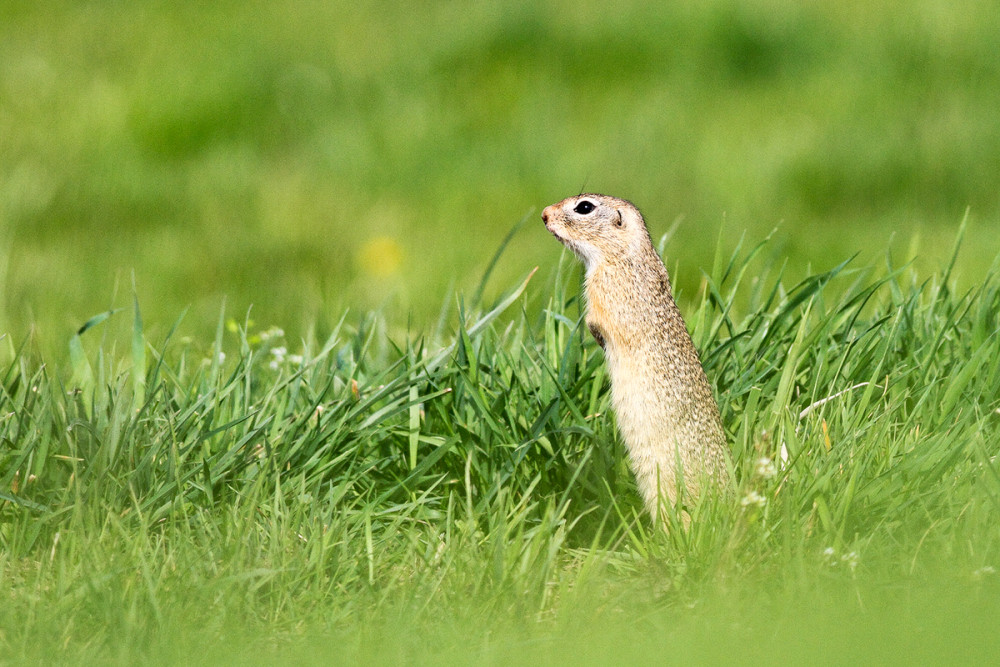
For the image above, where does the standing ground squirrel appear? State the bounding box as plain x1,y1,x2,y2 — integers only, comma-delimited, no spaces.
542,194,731,523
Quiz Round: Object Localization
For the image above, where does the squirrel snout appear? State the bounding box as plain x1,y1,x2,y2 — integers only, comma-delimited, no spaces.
541,205,556,223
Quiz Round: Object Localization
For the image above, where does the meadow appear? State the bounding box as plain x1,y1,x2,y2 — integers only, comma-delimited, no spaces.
3,0,1000,663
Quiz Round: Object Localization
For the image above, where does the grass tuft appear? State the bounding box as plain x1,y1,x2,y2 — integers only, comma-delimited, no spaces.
2,235,999,662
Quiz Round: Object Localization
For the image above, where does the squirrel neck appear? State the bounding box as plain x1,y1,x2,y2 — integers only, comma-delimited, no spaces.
584,249,683,353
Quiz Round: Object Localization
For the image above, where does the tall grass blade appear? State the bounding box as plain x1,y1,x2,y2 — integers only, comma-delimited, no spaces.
471,209,533,309
132,279,146,412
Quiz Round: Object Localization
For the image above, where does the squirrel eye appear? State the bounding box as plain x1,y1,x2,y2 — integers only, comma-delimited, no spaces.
573,200,595,215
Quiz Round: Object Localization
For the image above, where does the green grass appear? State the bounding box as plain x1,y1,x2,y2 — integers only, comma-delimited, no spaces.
3,231,999,663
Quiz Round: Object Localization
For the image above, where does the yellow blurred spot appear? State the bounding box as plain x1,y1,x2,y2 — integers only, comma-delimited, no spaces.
357,236,403,278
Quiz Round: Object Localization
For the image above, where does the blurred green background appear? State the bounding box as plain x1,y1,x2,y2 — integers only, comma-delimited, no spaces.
3,0,999,353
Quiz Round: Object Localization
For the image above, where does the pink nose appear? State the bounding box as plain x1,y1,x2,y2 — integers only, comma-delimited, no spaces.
541,206,555,223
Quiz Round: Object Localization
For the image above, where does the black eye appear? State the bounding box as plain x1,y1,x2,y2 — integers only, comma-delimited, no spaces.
573,200,595,215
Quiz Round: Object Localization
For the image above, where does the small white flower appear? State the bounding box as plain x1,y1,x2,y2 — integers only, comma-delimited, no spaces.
740,490,766,509
259,327,285,342
822,547,859,571
288,354,303,366
269,360,280,371
841,551,860,572
755,457,777,479
270,346,287,358
973,566,996,580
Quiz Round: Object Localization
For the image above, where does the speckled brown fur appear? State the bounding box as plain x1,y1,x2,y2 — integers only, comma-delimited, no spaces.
542,194,730,523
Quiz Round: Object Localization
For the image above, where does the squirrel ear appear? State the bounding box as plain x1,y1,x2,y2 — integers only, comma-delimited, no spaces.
615,210,624,228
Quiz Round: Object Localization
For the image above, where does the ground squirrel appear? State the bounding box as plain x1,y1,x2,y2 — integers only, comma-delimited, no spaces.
542,194,731,523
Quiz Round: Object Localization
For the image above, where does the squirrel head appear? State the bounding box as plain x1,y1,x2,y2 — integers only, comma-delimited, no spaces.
541,194,652,274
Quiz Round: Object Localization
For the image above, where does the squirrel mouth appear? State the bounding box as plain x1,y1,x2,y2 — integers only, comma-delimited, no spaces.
545,227,597,269
547,226,585,259
545,223,569,245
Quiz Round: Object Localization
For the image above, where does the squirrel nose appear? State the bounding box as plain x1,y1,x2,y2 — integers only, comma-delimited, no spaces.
541,206,553,223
